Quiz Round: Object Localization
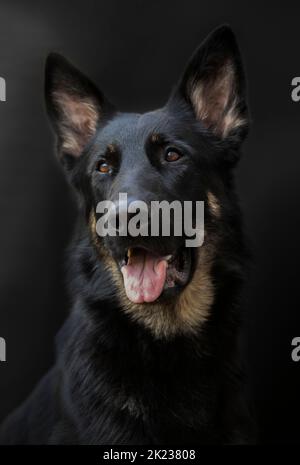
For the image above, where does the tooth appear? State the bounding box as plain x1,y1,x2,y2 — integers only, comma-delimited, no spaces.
164,254,173,262
127,248,132,258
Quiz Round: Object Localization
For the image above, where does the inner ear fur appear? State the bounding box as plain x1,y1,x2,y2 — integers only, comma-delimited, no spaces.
45,53,114,158
173,25,248,140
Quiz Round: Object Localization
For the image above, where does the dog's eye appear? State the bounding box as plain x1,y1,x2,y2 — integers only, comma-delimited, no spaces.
97,161,112,174
165,149,182,162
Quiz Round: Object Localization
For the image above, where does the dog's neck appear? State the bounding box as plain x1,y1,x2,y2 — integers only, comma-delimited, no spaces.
54,230,247,443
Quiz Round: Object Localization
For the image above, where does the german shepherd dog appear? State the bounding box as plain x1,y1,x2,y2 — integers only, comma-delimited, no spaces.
0,25,255,444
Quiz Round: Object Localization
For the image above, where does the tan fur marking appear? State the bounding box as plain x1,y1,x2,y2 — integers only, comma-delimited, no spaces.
175,244,214,333
107,143,116,153
150,133,160,144
207,191,221,218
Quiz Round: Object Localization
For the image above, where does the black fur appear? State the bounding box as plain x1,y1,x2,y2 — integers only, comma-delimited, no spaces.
0,25,255,445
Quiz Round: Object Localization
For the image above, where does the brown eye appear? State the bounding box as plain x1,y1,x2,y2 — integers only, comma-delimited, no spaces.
165,149,181,162
98,161,111,174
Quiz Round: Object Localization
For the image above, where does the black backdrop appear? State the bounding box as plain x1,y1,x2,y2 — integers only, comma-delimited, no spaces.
0,0,299,444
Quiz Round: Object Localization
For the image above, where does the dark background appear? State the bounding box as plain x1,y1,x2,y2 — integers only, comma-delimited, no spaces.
0,0,299,444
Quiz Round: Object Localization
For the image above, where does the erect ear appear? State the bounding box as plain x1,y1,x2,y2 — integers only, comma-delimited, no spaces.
170,25,248,141
45,53,115,159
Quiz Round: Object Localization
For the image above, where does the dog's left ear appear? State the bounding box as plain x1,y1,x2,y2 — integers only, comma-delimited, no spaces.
45,53,115,160
170,25,248,143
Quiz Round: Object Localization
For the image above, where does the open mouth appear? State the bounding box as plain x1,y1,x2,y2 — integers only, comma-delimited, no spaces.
120,246,193,304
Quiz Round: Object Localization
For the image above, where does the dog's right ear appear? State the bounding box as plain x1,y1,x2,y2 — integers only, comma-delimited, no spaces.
45,53,114,162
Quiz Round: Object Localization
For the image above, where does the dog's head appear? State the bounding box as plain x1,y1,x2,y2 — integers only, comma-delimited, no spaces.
45,26,248,338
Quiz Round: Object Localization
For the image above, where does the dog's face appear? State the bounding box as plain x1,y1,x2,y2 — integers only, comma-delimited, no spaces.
45,26,248,338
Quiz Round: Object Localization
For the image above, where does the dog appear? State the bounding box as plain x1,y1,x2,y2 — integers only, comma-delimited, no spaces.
0,25,255,445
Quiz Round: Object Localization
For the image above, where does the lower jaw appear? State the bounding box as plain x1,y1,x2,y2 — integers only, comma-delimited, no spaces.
120,246,194,305
153,284,184,303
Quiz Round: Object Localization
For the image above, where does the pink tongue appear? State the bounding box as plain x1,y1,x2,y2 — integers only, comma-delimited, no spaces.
121,251,167,303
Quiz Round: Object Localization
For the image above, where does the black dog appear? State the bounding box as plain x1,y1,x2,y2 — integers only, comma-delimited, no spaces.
0,25,255,445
